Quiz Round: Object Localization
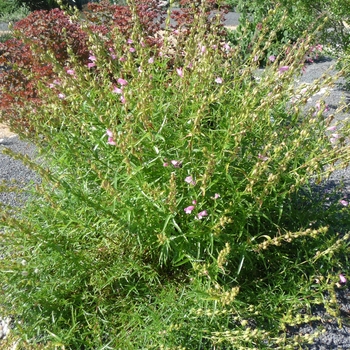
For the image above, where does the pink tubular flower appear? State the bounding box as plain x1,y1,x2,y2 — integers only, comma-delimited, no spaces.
222,42,231,52
185,175,196,186
278,66,289,73
197,210,208,220
148,57,154,64
129,47,136,53
213,193,220,200
215,77,223,84
268,55,276,62
119,56,126,62
340,199,348,206
171,160,182,168
339,274,347,284
113,86,123,94
326,125,337,132
58,93,65,99
184,205,195,214
88,55,97,62
106,129,116,145
117,78,128,86
120,95,126,104
87,62,96,68
66,69,75,75
176,67,184,78
163,162,169,167
330,133,340,144
127,38,133,44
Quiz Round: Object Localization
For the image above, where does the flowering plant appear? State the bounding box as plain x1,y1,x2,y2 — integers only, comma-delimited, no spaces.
1,1,350,348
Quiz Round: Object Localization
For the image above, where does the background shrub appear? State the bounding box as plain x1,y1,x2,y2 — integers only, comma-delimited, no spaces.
0,0,19,14
227,0,350,62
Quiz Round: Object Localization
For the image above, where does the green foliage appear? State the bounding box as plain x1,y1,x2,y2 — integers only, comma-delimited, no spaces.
0,0,17,13
227,0,350,60
0,0,29,22
1,0,350,348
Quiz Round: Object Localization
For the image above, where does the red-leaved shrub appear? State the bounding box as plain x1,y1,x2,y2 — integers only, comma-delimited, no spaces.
0,0,228,135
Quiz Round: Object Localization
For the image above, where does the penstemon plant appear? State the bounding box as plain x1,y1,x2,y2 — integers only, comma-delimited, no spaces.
1,1,350,348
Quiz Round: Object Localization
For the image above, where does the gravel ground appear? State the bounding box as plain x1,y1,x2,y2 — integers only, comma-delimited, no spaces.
1,10,350,349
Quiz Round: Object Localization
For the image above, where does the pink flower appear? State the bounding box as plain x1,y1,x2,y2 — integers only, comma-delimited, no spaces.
222,42,231,52
176,67,184,78
340,199,348,206
278,66,289,73
215,77,223,84
253,55,259,62
53,79,60,85
212,193,220,200
58,93,65,99
117,78,128,86
106,129,116,145
87,62,96,68
163,162,169,167
138,66,143,73
339,274,347,284
330,133,340,143
148,57,154,64
197,210,208,220
326,125,337,132
171,160,182,168
192,200,197,204
119,56,126,62
89,55,97,62
113,86,123,94
108,138,116,146
127,38,133,44
129,47,136,53
184,205,195,214
268,55,276,62
185,175,196,186
120,95,126,104
200,45,206,54
66,69,75,75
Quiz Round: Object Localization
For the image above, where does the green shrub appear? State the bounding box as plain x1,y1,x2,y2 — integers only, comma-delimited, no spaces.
1,1,350,348
227,0,350,61
0,0,17,13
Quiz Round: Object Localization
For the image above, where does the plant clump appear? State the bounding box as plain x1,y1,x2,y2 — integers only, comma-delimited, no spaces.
1,1,350,349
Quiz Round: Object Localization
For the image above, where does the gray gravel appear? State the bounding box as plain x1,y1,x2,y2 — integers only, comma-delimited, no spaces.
0,136,40,209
